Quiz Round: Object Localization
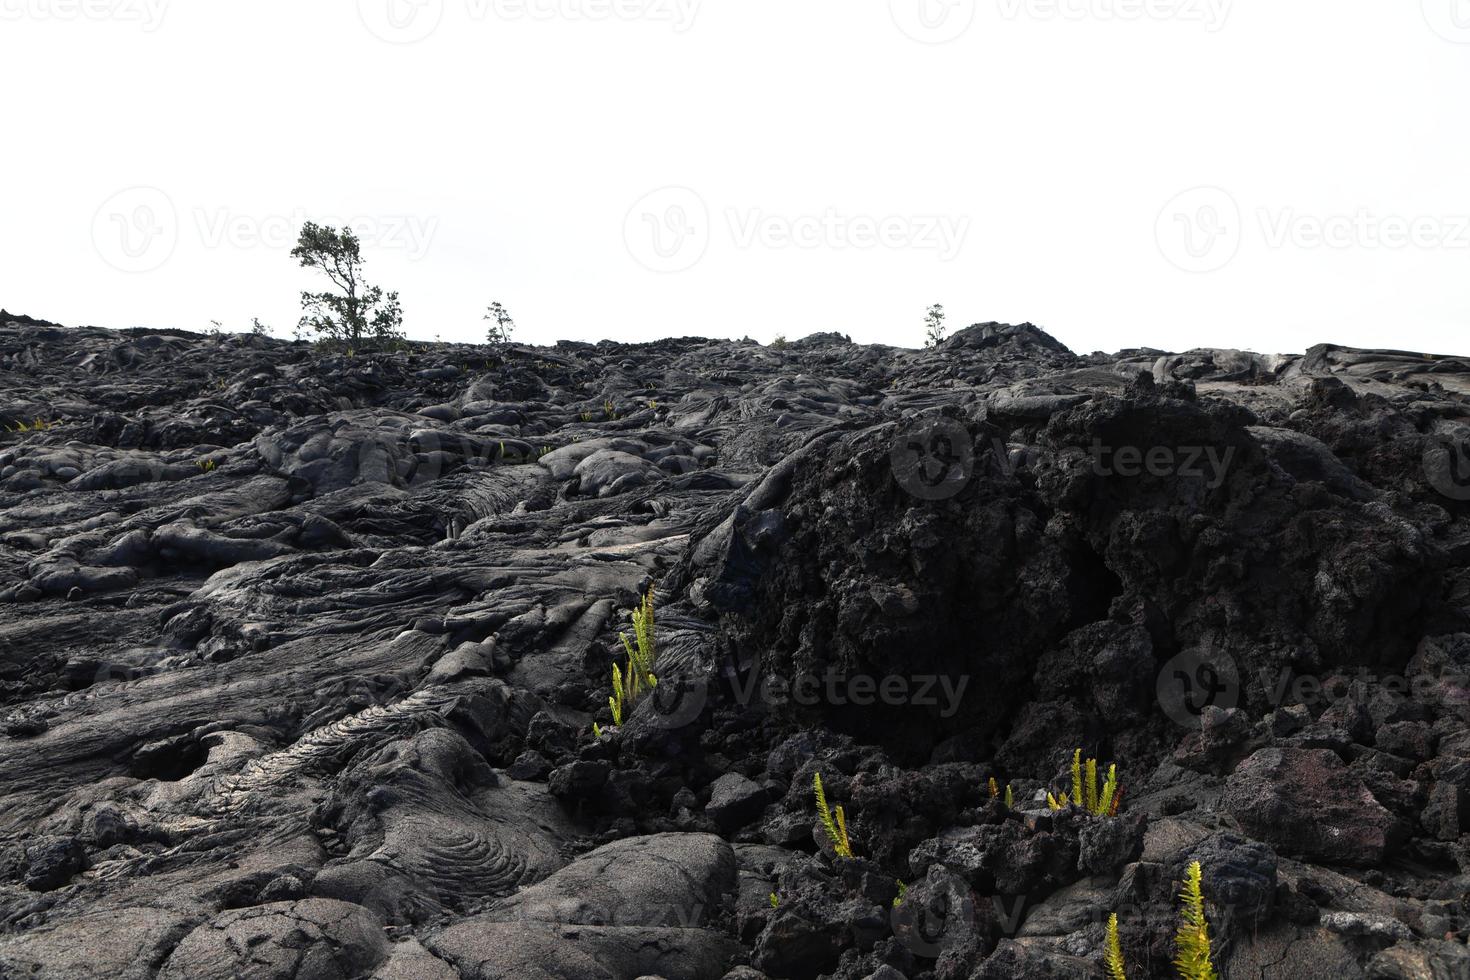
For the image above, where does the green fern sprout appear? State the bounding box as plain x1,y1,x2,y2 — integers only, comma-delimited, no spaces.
893,880,907,909
812,772,854,859
197,459,216,473
603,398,616,419
1048,749,1121,816
606,586,658,727
619,585,657,688
1105,913,1127,980
592,722,603,738
769,892,779,909
580,411,594,422
1174,861,1218,980
988,777,1014,808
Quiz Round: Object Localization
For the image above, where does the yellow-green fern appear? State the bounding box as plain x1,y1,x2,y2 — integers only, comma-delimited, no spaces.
1174,861,1218,980
988,777,1015,809
606,586,658,727
1103,863,1219,980
1049,749,1121,817
813,772,854,859
1104,913,1127,980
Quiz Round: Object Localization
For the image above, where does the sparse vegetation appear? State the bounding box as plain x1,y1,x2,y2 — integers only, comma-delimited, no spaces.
812,772,854,859
1047,749,1121,816
988,777,1014,809
769,892,779,909
197,459,216,473
924,303,947,348
772,334,788,350
291,221,404,348
4,418,53,433
608,585,658,726
1101,861,1218,980
892,880,907,909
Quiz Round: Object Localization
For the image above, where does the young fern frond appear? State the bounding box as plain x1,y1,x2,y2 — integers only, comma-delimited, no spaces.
1105,913,1128,980
1004,784,1013,809
893,880,907,908
1173,861,1219,980
988,777,999,799
813,772,854,859
1099,764,1118,815
607,586,658,727
609,663,626,725
1056,750,1124,817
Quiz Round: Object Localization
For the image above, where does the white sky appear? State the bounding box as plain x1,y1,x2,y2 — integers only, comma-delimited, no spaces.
3,0,1469,356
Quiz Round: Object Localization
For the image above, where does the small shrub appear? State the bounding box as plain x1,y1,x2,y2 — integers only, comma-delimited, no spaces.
484,301,516,347
924,303,947,348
